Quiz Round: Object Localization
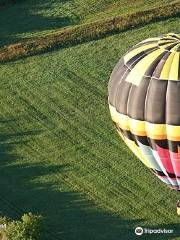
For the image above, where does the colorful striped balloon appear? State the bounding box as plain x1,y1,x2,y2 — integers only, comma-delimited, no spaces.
108,33,180,190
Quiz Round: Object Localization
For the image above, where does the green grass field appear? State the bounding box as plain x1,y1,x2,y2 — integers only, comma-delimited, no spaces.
0,0,175,47
0,1,180,240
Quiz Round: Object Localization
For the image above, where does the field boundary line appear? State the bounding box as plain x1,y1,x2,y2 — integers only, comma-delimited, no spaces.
0,1,180,63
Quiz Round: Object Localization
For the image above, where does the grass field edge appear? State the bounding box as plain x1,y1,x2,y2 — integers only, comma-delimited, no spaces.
0,1,179,63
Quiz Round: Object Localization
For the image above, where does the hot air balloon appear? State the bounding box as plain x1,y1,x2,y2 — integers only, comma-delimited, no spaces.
108,33,180,192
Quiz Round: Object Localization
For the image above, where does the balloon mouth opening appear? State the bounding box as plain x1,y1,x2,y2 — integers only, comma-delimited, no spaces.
158,33,180,52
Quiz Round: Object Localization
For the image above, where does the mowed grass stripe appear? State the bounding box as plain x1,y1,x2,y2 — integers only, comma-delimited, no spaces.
1,63,120,151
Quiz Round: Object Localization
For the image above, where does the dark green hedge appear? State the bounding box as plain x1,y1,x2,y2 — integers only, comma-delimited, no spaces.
0,1,180,62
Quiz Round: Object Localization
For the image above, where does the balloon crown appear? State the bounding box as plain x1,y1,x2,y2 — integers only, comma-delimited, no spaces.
158,33,180,52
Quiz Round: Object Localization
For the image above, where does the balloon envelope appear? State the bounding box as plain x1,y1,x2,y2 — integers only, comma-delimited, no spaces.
108,33,180,190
